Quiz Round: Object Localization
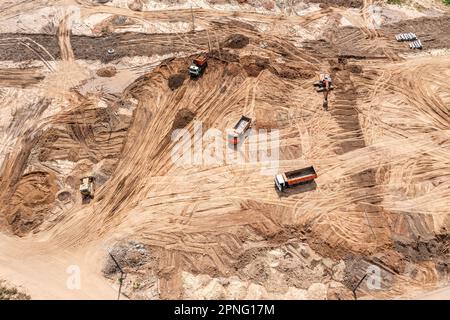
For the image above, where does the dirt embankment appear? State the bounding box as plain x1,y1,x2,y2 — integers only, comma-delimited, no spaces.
0,98,136,236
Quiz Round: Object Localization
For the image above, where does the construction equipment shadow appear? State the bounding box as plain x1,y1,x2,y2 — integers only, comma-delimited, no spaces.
82,195,93,205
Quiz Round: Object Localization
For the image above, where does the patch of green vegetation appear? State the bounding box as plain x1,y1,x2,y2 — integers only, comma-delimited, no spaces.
444,0,450,5
387,0,403,4
0,281,30,300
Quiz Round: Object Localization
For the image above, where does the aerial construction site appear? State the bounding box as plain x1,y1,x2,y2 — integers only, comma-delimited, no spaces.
0,0,450,300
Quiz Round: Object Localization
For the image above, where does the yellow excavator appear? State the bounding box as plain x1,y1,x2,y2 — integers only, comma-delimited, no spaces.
79,176,94,200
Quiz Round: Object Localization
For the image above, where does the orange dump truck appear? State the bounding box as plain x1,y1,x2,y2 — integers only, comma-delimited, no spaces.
228,116,252,145
189,55,208,77
275,166,317,192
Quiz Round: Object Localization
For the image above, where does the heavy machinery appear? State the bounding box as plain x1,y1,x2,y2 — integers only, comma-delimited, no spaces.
79,176,94,199
188,55,208,77
228,116,252,145
314,74,334,109
274,166,317,192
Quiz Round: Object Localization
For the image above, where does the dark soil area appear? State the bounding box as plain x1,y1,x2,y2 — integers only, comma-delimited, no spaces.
222,34,249,49
168,73,186,90
328,69,365,154
172,108,196,130
0,34,60,61
347,64,362,74
383,16,450,51
241,56,270,77
393,235,450,264
304,16,450,60
0,31,213,63
307,0,363,8
1,16,448,65
272,64,315,80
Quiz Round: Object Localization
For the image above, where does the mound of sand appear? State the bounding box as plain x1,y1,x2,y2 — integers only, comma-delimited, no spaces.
96,66,117,77
172,108,196,129
223,34,250,49
168,73,186,90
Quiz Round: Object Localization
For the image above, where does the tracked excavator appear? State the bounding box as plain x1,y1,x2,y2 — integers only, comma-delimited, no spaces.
313,73,334,110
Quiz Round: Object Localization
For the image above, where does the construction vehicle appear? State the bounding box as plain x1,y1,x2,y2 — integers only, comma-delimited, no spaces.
79,176,95,199
228,116,252,145
274,166,317,192
188,55,208,77
314,74,333,109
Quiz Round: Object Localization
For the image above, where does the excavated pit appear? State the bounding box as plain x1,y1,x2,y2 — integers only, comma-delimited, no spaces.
0,5,450,300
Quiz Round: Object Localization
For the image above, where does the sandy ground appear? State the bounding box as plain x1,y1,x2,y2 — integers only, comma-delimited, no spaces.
416,286,450,300
0,234,118,299
0,0,450,299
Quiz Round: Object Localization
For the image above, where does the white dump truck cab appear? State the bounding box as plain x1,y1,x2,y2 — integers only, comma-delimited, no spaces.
79,176,94,197
189,64,201,77
275,174,287,191
189,55,208,78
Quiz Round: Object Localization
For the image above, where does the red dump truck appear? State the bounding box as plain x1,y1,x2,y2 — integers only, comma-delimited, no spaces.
189,55,208,77
228,116,252,145
275,166,317,192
